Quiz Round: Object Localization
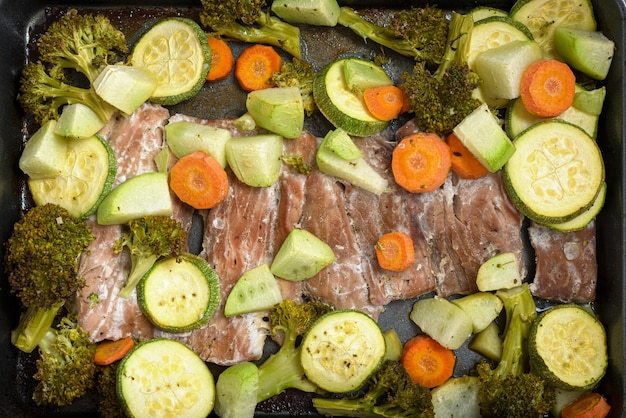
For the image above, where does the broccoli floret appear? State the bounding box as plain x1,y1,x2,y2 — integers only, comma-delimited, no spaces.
312,360,435,417
256,299,334,402
113,215,188,298
96,361,125,418
337,6,449,64
6,203,94,353
199,0,302,58
400,12,482,135
270,58,317,116
32,315,98,407
18,8,127,126
476,284,556,417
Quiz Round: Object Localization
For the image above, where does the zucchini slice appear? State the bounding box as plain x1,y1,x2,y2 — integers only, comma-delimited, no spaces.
137,253,220,332
503,120,604,224
529,304,607,390
28,134,116,220
117,338,215,417
300,310,386,393
131,17,211,105
510,0,596,59
312,58,390,137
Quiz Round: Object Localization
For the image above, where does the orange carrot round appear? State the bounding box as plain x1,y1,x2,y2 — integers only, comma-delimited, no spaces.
169,150,229,210
392,132,451,193
235,44,282,91
363,85,405,121
562,393,611,418
445,132,489,180
520,59,576,118
375,231,415,272
94,337,135,366
206,37,234,82
401,334,455,388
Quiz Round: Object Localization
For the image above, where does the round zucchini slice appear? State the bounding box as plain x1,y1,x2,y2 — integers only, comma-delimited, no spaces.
131,17,211,105
117,338,215,418
137,253,220,332
529,304,607,390
312,58,389,137
510,0,596,59
300,310,386,393
503,120,604,224
28,134,116,220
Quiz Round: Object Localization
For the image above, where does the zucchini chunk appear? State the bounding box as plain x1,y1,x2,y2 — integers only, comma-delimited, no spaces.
117,338,215,417
137,253,220,332
503,120,604,224
300,310,386,393
529,304,607,390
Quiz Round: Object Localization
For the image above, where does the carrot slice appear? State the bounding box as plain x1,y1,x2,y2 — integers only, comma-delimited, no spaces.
363,85,405,121
520,58,576,118
375,231,415,272
391,132,451,193
562,393,611,418
234,44,282,91
206,37,234,82
445,132,489,180
169,150,229,209
401,334,455,388
94,337,134,366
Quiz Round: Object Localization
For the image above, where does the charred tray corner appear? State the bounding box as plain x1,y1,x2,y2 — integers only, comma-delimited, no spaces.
0,0,625,417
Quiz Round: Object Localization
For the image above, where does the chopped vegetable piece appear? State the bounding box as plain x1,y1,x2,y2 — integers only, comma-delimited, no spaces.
561,393,611,418
520,59,576,118
206,37,234,81
392,132,451,193
169,150,229,209
94,337,134,366
401,334,455,388
375,231,415,272
363,85,405,121
235,44,282,91
445,132,489,180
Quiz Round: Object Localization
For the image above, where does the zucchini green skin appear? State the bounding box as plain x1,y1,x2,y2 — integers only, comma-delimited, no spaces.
529,304,607,391
137,253,221,332
28,134,116,220
300,309,386,393
502,120,605,224
117,338,215,418
131,17,211,106
312,58,389,137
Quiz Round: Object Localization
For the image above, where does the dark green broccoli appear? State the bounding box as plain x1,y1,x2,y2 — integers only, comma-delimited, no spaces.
476,284,556,417
96,361,125,418
113,215,188,298
270,57,317,116
32,315,98,407
337,6,449,65
257,299,334,402
6,203,94,353
199,0,302,58
400,12,482,135
18,8,127,126
312,360,435,417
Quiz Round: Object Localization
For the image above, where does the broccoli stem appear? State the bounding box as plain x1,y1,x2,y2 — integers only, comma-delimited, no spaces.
337,7,420,59
494,284,537,377
213,16,301,59
118,254,159,298
433,12,474,79
256,333,318,403
11,302,64,353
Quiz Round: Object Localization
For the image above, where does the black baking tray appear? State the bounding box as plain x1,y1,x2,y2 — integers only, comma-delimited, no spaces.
0,0,624,416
